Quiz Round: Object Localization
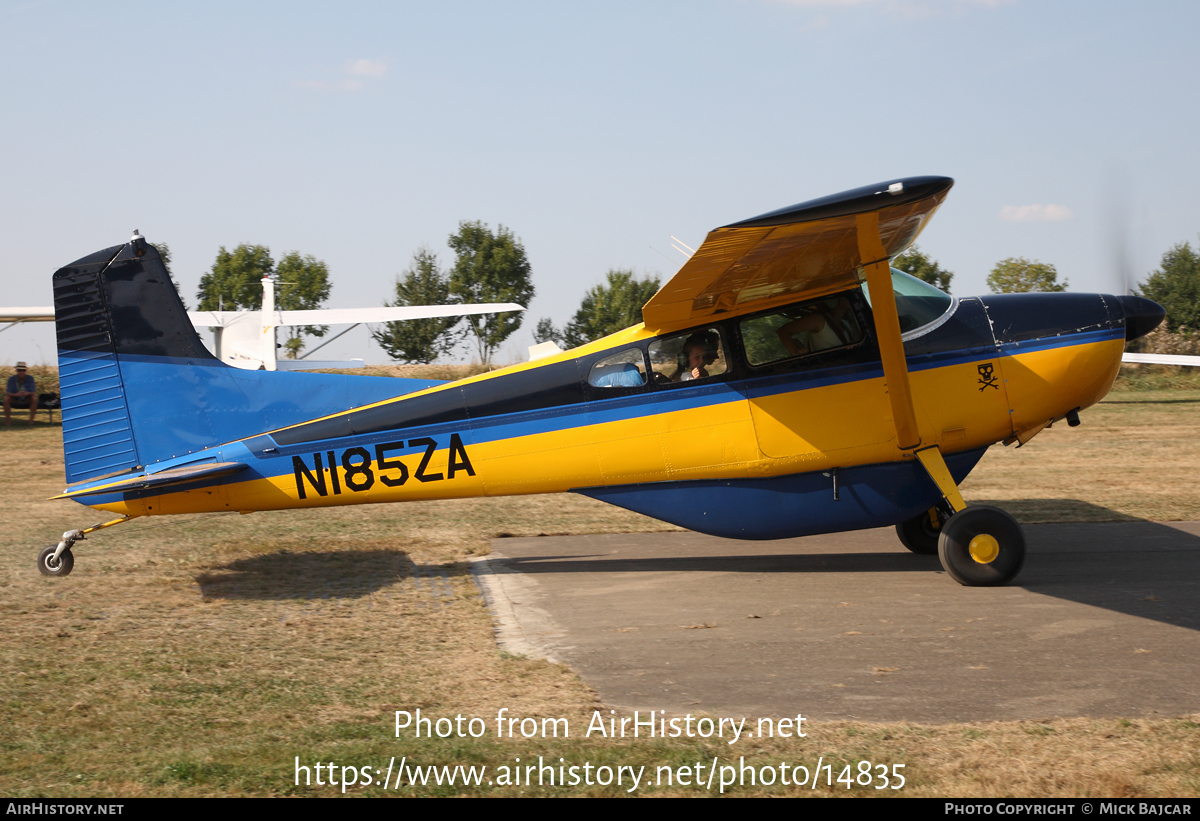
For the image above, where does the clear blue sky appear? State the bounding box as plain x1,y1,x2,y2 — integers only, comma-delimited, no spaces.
3,0,1197,366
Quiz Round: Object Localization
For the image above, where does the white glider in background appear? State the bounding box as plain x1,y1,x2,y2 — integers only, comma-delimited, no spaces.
0,307,55,331
2,299,1186,370
0,276,522,371
1119,352,1200,367
187,274,522,371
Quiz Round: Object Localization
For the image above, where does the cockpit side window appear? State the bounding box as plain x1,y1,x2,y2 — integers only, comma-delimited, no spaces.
739,293,865,367
647,328,727,385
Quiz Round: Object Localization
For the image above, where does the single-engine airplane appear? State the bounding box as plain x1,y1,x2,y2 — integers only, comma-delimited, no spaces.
38,176,1165,587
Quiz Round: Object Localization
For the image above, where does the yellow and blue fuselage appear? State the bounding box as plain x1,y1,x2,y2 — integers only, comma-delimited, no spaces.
54,244,1135,541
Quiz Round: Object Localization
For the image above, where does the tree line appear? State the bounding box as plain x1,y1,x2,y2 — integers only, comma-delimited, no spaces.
166,226,1200,365
172,221,535,366
892,245,1069,294
372,221,535,365
532,239,1200,351
899,241,1200,335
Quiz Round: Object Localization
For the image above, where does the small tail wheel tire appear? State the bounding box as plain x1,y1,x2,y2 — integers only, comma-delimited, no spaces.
937,505,1025,587
896,507,945,555
38,545,74,577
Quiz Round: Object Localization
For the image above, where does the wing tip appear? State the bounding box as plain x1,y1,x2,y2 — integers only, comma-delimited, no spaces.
723,175,954,230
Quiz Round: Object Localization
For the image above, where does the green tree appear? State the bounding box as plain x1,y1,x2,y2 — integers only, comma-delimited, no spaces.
448,221,534,365
1138,240,1200,332
196,244,275,310
372,248,461,363
893,245,954,292
533,317,563,347
561,269,661,348
275,252,332,358
196,245,331,358
987,257,1068,294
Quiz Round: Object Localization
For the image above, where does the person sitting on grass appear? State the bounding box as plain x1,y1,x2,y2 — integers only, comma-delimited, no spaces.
5,362,38,426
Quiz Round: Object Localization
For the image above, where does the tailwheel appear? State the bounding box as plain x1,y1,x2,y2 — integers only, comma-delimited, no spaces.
36,518,129,579
896,507,945,555
937,505,1026,587
38,545,74,577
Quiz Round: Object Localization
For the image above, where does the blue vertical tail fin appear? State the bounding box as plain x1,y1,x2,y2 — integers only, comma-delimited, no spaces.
53,235,441,485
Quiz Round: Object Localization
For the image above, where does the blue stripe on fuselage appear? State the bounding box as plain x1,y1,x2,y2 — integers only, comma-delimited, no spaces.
244,327,1123,453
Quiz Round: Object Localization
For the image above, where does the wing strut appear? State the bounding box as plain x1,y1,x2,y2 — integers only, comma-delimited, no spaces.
857,212,966,514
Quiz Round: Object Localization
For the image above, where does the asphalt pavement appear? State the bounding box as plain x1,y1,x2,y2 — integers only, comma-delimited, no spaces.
473,521,1200,722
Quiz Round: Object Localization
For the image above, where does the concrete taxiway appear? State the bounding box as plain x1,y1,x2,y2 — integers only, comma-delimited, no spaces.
474,522,1200,722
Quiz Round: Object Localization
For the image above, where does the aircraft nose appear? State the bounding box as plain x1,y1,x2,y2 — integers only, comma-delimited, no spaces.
1117,295,1166,342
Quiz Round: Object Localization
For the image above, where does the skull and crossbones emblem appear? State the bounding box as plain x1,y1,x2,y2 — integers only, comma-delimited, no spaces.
977,362,999,391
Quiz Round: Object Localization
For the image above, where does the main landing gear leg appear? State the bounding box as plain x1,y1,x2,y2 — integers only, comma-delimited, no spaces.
911,446,1026,587
37,516,130,577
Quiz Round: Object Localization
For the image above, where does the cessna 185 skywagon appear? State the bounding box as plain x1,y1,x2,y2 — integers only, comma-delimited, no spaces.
39,176,1165,586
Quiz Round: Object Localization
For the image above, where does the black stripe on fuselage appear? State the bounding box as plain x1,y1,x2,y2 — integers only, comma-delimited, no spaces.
271,358,589,446
267,290,1120,450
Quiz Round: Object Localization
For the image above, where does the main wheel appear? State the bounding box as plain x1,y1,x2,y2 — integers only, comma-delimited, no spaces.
38,545,74,577
896,507,944,555
937,505,1025,587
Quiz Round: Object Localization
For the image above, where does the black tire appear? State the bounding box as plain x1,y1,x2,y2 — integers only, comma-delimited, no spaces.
38,545,74,577
896,508,944,555
937,505,1025,587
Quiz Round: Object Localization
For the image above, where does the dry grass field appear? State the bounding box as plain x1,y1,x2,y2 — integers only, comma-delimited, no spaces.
1,366,1198,797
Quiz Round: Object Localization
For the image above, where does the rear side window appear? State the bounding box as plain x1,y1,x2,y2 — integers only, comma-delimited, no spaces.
588,348,647,388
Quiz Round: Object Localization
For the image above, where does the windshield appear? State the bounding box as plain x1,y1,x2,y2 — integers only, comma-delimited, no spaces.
861,268,955,335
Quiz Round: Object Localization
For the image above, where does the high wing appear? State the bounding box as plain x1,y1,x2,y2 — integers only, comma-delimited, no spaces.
642,175,959,502
274,304,522,326
642,176,953,333
186,303,523,327
0,304,523,329
187,301,525,371
0,307,54,329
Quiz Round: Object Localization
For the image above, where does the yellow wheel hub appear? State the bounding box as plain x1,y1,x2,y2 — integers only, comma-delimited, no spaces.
969,533,1000,564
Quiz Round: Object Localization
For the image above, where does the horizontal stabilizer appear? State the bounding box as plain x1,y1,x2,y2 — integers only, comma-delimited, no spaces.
53,462,249,500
